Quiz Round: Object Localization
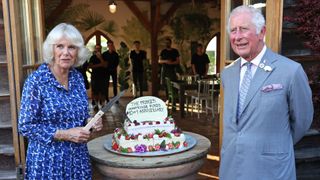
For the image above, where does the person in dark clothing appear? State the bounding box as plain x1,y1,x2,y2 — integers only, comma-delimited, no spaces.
88,44,107,107
191,43,210,78
102,41,119,102
130,40,146,98
75,60,89,89
158,38,180,98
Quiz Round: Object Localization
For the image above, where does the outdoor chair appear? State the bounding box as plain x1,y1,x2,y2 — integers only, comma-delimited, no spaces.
191,79,214,118
165,77,178,113
182,75,199,114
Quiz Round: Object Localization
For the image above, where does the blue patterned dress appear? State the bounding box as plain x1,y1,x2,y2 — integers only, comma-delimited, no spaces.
19,64,91,179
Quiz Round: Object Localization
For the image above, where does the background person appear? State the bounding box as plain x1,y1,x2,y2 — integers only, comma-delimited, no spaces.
130,40,147,98
219,5,313,180
191,43,210,79
103,41,119,102
158,38,180,98
88,44,108,107
18,23,103,179
75,60,89,90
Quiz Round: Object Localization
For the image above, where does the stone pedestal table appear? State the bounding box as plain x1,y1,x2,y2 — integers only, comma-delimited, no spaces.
88,131,211,179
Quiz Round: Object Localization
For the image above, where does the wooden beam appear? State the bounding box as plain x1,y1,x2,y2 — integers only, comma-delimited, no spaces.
123,0,151,33
219,0,231,156
150,0,160,96
265,0,283,53
157,2,182,32
122,0,183,96
216,32,221,73
2,0,26,169
152,0,161,33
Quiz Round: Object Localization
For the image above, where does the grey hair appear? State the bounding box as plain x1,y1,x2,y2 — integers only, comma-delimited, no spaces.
227,5,265,34
42,23,90,67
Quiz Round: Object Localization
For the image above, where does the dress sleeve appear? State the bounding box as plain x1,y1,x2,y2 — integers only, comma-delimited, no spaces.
18,77,57,145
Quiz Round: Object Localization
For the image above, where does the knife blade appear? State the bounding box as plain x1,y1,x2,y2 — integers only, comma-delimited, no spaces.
83,90,126,131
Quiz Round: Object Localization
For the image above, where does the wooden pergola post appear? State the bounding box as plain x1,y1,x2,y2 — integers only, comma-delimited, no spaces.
123,0,182,96
150,0,160,96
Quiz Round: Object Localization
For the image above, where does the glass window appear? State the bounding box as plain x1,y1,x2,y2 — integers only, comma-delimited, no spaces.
206,36,217,74
250,0,266,18
281,0,311,56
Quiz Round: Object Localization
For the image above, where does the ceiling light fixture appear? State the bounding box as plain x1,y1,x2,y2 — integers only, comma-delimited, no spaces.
108,0,117,14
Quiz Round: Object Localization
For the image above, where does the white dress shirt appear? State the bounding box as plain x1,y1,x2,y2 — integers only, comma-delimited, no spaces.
239,45,267,89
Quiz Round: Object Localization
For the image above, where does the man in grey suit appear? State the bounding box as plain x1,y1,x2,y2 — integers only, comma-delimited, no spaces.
219,5,313,180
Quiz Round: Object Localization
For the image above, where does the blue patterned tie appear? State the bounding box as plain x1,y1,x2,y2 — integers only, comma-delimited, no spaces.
237,62,252,119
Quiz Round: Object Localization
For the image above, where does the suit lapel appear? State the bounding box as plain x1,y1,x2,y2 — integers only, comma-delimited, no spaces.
228,60,241,123
240,49,278,117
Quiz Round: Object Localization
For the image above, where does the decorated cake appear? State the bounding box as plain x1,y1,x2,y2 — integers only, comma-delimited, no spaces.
111,96,187,153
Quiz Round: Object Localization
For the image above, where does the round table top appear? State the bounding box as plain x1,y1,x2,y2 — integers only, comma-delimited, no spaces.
88,131,211,169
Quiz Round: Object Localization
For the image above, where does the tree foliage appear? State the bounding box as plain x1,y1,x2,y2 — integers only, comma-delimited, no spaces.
170,5,218,43
117,42,131,91
284,0,320,52
121,15,150,48
49,3,118,36
284,0,320,129
168,4,219,71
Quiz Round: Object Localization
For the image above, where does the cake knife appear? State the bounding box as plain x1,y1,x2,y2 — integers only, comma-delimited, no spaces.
83,90,126,131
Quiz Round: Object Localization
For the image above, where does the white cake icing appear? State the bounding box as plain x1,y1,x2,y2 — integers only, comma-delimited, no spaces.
111,96,187,153
124,117,175,136
112,122,187,153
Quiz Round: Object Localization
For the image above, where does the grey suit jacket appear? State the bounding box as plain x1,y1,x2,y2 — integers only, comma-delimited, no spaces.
219,48,313,180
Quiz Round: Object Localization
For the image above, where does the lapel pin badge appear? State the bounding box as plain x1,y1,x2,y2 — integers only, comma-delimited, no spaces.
259,63,265,68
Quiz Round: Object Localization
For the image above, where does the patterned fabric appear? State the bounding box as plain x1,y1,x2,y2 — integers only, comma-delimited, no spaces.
237,62,252,119
19,63,91,180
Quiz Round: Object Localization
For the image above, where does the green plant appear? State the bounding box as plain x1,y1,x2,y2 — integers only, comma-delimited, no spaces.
121,16,150,49
48,3,118,36
169,4,219,70
117,42,130,91
142,58,151,91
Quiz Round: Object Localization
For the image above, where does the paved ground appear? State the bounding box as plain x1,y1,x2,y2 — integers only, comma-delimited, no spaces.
90,96,220,179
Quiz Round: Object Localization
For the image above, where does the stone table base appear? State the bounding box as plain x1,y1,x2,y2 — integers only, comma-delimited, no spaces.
88,132,211,180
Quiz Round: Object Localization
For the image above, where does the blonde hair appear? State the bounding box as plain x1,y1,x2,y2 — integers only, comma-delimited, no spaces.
42,23,89,67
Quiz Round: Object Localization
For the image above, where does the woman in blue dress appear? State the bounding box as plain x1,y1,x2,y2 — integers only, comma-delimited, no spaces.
18,23,103,179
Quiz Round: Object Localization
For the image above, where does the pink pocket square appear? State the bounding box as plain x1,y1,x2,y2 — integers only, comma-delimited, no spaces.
261,84,283,92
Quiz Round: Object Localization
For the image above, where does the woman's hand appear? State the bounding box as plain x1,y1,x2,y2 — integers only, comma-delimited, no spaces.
54,128,91,143
66,127,91,143
90,118,103,132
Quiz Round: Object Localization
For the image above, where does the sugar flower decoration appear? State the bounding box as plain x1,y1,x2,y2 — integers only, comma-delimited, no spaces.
263,66,273,72
134,144,147,153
